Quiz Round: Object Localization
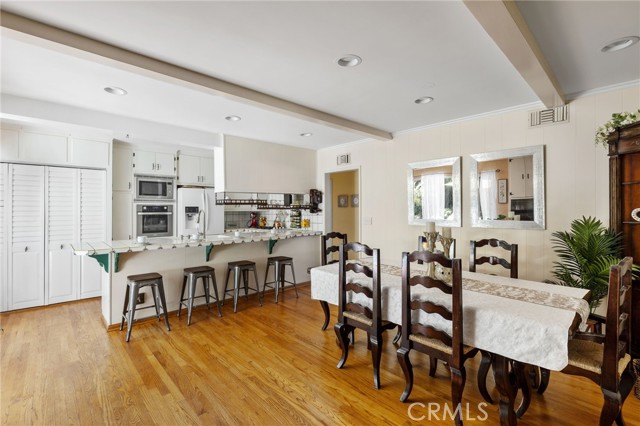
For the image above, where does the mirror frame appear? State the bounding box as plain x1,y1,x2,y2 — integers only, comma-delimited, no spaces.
407,156,461,227
469,145,545,229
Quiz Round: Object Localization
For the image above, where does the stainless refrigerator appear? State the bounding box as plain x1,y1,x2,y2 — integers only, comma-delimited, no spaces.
177,187,224,237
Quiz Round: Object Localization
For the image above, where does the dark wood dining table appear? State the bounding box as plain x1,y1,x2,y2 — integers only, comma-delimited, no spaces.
310,261,591,426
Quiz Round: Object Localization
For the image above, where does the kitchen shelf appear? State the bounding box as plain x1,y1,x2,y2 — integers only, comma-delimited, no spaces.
216,199,268,206
257,205,311,210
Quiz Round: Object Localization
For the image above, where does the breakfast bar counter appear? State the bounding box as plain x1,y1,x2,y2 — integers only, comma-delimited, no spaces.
71,230,322,328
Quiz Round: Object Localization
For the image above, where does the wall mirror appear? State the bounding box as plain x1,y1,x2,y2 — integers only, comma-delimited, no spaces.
407,156,461,227
469,145,545,229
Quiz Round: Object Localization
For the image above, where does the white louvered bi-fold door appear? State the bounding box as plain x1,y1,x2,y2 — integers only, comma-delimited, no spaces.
79,169,106,298
9,164,45,310
0,163,7,311
47,167,79,304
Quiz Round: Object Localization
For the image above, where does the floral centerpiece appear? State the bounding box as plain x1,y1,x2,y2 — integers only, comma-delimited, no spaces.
595,110,640,147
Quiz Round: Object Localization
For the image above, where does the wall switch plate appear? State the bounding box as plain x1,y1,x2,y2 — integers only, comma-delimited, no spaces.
363,216,373,225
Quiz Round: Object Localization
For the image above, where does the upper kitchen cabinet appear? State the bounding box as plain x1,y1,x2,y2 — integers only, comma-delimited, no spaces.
113,144,133,191
177,153,214,186
69,137,110,169
133,149,176,176
508,155,534,198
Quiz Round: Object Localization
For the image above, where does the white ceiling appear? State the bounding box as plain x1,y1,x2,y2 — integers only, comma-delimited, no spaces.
1,1,638,150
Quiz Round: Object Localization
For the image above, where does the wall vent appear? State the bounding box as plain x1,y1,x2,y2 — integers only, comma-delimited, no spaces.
529,105,569,127
337,154,351,165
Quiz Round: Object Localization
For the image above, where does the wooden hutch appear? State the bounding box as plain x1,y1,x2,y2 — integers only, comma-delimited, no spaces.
608,120,640,358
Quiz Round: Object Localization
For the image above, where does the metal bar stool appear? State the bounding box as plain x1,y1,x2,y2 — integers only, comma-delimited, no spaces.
262,256,298,303
120,272,170,342
223,260,262,313
178,266,222,325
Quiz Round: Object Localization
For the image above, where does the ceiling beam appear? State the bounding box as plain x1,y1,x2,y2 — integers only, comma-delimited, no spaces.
464,0,565,108
0,10,393,141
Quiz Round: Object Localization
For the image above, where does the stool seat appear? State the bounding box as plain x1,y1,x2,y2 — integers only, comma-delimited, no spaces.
263,256,298,303
120,272,170,342
223,260,262,312
179,265,222,325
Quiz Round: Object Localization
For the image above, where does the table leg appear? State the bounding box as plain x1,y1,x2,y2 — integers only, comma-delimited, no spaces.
513,362,532,418
320,301,330,330
492,354,518,426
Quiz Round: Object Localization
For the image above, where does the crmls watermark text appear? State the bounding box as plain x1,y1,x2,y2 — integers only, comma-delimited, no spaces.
407,402,490,423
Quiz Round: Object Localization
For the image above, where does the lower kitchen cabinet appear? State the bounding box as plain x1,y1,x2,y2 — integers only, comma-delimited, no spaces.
10,241,45,310
112,191,133,240
48,244,79,304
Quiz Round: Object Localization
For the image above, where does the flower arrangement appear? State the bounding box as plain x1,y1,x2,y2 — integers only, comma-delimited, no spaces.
595,110,640,147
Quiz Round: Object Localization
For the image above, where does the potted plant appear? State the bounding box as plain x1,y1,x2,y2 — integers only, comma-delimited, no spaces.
549,216,625,312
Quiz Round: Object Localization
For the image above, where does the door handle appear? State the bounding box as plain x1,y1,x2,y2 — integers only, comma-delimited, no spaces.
152,163,156,170
24,246,28,252
128,182,131,190
60,244,64,250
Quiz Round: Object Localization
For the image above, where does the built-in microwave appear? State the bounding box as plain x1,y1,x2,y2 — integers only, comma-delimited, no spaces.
135,175,175,201
136,204,174,238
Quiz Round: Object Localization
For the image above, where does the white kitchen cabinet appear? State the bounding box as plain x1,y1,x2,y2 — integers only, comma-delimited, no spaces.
508,156,534,198
0,128,19,161
70,138,110,169
112,191,133,240
79,169,106,299
47,167,79,304
0,163,7,311
177,154,214,186
8,164,45,310
133,149,176,176
113,144,133,191
19,131,68,165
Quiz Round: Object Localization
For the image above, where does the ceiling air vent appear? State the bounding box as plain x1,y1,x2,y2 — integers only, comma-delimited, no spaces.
529,105,569,127
337,154,351,165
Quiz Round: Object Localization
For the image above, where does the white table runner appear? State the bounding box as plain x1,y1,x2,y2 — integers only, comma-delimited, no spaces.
310,262,590,370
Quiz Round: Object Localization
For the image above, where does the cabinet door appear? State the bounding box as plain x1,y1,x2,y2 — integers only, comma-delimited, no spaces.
200,157,215,186
79,169,106,299
524,155,534,197
132,150,156,174
9,164,45,310
508,157,526,198
177,154,200,185
47,167,79,304
0,164,7,311
19,131,68,165
155,152,175,176
70,138,110,168
113,145,133,191
112,191,133,240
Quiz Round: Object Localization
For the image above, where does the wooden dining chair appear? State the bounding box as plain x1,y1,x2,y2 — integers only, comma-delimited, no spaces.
417,235,456,261
315,232,348,331
561,256,635,426
334,242,396,389
397,250,478,426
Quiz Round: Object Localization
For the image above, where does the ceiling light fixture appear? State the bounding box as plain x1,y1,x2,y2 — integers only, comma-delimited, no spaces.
104,86,127,96
337,54,362,67
300,132,312,137
601,36,640,53
225,115,241,121
414,96,434,104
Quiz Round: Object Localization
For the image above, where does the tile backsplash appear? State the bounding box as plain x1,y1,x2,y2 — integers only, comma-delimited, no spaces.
224,210,323,232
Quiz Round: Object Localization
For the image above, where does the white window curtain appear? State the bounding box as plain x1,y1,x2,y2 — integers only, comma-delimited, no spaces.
421,173,445,219
479,171,497,220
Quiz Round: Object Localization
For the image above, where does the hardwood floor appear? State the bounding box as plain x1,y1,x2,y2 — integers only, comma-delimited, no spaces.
1,285,639,426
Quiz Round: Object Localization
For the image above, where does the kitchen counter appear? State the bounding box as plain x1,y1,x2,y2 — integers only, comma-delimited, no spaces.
71,230,322,328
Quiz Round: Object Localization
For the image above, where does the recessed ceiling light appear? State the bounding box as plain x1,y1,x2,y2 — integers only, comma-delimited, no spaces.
414,96,434,104
337,54,362,67
300,132,312,137
601,36,640,53
225,115,241,121
104,86,127,96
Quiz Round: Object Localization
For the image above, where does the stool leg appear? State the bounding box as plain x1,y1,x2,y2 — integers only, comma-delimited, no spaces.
151,284,161,320
262,261,271,300
222,267,231,306
252,266,262,306
187,274,196,326
178,275,187,318
274,261,281,304
289,262,299,298
233,267,240,313
120,283,130,331
202,276,211,311
126,283,139,342
210,272,222,317
157,279,171,331
243,269,250,300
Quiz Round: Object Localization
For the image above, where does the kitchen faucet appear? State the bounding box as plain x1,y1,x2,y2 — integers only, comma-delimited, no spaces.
196,209,206,240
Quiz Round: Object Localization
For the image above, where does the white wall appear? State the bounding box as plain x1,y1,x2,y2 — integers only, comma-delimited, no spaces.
316,85,640,282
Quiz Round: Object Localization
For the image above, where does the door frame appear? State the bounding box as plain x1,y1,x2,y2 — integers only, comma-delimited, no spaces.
323,166,361,241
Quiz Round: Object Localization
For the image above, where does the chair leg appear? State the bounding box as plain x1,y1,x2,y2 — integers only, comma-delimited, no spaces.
125,284,139,342
262,261,271,301
187,274,196,326
222,267,231,306
178,275,187,318
334,322,352,369
233,268,240,313
537,368,550,395
274,262,281,304
370,333,383,389
450,366,467,426
242,269,249,299
157,279,171,332
392,325,402,344
120,284,130,331
428,356,438,377
202,276,211,311
150,285,160,320
397,346,414,402
477,350,494,403
252,267,262,306
289,262,298,298
210,273,222,317
599,393,623,426
320,301,330,330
